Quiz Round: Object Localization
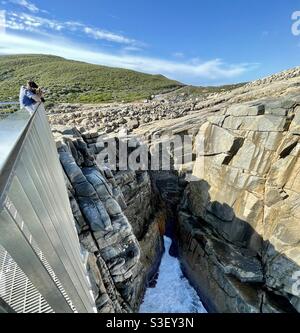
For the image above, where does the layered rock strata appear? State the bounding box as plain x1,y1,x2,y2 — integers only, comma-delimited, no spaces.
178,96,300,313
47,67,300,135
53,128,163,313
49,67,300,313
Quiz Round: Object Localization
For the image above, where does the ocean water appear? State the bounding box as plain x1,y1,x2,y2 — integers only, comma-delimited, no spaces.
139,236,207,313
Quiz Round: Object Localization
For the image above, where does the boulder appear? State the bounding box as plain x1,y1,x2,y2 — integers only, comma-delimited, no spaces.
223,115,287,132
226,102,265,116
179,95,300,313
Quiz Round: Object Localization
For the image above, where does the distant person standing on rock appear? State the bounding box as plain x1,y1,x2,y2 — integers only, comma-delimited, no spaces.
19,81,45,114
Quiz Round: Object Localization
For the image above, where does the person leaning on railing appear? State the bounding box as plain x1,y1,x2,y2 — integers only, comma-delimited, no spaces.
19,81,45,114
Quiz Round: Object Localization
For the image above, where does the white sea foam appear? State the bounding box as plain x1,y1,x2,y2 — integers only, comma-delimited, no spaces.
139,236,207,313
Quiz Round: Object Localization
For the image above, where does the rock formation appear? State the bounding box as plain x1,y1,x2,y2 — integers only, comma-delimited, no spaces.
178,96,300,313
49,66,300,313
52,128,164,313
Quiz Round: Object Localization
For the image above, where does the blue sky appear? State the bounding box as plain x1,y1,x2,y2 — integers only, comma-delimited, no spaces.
0,0,299,85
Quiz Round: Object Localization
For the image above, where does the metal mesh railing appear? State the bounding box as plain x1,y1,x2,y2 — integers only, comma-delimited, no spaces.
0,104,97,313
0,243,54,313
4,197,77,313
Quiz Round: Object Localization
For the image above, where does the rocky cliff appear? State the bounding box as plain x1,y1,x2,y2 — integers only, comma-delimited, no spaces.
49,66,300,313
134,68,300,313
52,128,164,313
178,95,300,313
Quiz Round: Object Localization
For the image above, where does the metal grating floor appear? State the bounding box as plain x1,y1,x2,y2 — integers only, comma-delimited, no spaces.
2,198,77,313
0,104,96,313
0,244,54,313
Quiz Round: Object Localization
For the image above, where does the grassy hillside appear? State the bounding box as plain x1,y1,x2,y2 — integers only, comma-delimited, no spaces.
0,54,183,104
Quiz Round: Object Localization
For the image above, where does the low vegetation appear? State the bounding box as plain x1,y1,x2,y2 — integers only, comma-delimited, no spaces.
0,54,183,104
0,54,245,107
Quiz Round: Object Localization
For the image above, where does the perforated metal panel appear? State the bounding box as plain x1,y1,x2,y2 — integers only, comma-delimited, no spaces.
0,104,97,313
0,244,54,313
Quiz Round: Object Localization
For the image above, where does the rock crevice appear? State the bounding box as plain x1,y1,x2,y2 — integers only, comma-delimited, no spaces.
178,97,300,313
53,128,164,313
49,69,300,313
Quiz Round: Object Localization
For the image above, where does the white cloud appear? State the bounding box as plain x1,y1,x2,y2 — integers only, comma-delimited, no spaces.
0,32,258,84
5,12,64,32
4,11,140,45
122,46,143,53
0,10,5,34
84,27,137,45
7,0,40,13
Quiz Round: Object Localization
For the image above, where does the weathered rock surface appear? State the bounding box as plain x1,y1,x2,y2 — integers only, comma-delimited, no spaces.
178,95,300,313
53,128,163,313
50,66,300,313
49,66,300,135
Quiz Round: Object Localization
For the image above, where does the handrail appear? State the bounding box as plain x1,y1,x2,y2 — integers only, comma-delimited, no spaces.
0,103,42,207
0,103,96,313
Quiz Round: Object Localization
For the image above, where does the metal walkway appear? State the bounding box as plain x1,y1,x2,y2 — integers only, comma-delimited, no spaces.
0,103,97,313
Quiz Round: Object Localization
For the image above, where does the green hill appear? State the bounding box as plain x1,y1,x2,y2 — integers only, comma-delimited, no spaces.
0,54,183,104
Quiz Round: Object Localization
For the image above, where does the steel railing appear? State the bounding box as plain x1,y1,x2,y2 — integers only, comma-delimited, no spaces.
0,103,97,313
